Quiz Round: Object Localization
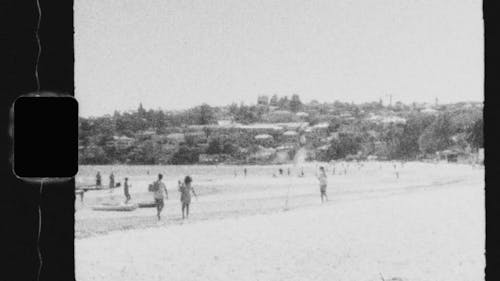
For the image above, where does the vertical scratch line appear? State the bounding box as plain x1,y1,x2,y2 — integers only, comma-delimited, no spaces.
37,179,44,281
35,0,42,93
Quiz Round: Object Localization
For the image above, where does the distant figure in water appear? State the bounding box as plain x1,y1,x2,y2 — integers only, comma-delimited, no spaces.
287,168,291,176
152,174,169,221
244,168,247,177
316,166,328,203
95,172,101,187
124,177,131,204
395,171,399,179
279,168,283,176
109,172,115,193
300,167,304,177
178,176,197,219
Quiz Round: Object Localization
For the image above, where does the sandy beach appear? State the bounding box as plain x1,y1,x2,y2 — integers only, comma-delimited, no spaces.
75,161,484,281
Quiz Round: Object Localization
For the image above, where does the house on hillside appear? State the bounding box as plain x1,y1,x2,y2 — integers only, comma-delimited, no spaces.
296,112,309,119
109,135,135,149
184,131,207,144
199,154,231,164
420,108,438,115
247,146,276,163
274,122,309,131
257,95,269,105
262,110,298,123
137,129,156,138
436,149,470,163
311,122,329,137
282,130,299,144
254,134,274,147
166,133,185,144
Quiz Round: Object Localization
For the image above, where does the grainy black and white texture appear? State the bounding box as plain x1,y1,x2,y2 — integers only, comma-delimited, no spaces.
74,1,484,281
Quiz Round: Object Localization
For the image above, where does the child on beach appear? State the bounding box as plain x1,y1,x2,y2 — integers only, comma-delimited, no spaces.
316,166,328,203
178,176,197,219
152,174,169,220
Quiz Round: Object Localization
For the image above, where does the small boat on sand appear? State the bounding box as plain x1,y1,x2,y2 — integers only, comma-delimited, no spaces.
92,203,138,212
137,201,157,208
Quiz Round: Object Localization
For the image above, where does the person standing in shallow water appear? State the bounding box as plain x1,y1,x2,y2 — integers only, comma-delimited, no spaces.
316,166,328,203
178,176,197,219
152,174,168,220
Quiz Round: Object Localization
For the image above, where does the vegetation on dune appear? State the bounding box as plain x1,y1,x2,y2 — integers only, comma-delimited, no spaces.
78,95,483,165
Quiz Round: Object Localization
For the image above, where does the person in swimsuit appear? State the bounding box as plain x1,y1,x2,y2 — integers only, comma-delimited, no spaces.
152,174,168,220
316,166,328,203
178,176,197,219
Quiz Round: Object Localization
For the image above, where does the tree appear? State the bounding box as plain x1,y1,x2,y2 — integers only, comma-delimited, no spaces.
79,145,109,164
278,96,290,110
397,114,435,159
418,113,453,154
137,103,146,117
233,104,259,124
269,95,279,106
466,118,483,150
191,104,216,125
289,94,303,112
169,145,200,164
325,133,363,160
206,138,222,154
222,141,237,155
127,139,162,164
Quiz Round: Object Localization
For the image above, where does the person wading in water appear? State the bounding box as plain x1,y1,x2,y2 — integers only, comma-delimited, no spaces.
152,174,168,221
178,176,197,219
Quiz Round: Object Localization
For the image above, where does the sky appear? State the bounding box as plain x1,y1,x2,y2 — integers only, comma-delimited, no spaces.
75,0,483,117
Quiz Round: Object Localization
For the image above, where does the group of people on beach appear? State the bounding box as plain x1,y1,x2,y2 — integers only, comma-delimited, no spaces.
149,173,197,221
95,171,198,221
95,171,131,202
91,161,413,221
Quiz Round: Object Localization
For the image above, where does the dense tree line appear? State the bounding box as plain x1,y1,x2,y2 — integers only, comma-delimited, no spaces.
79,98,483,165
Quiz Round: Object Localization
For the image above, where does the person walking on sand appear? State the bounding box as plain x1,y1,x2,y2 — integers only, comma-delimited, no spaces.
316,166,328,203
178,176,197,219
244,168,247,177
123,177,131,204
96,171,102,187
152,173,168,221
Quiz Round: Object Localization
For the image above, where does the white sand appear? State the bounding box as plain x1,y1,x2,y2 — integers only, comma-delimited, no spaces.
76,162,484,281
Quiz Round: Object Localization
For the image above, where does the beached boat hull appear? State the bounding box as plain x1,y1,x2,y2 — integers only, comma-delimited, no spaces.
92,204,138,211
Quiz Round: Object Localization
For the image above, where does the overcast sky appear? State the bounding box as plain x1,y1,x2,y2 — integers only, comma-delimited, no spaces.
75,0,483,117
